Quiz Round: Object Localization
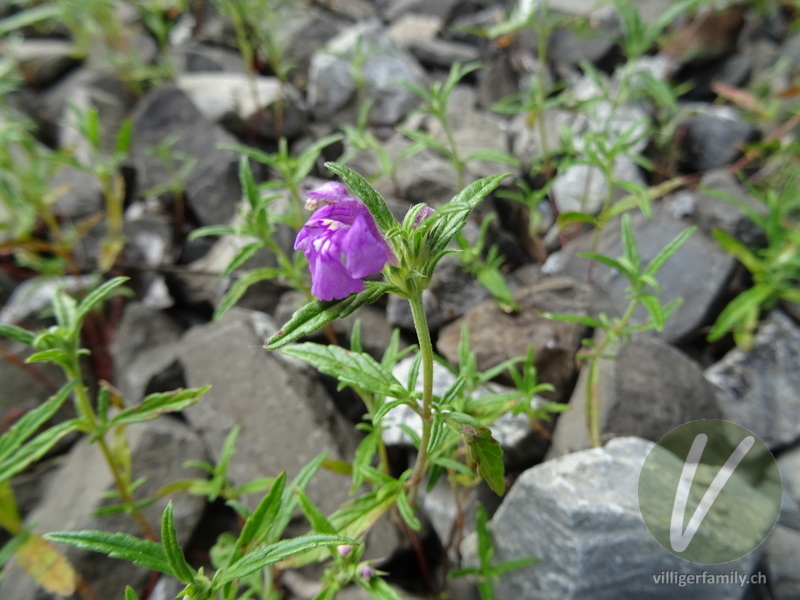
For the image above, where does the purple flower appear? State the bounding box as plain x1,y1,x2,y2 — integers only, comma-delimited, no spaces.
413,205,435,228
359,565,375,579
304,182,355,210
295,185,391,301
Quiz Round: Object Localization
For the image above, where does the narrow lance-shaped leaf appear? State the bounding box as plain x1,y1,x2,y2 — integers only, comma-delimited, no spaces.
0,419,81,482
644,225,697,277
0,380,76,464
44,531,173,575
264,282,395,350
237,472,287,550
324,162,397,233
218,535,356,583
76,277,129,322
108,386,210,427
280,343,410,400
427,174,511,258
0,324,36,346
161,502,195,584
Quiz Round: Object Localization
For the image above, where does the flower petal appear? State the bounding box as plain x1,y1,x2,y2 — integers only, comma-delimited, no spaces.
343,212,389,278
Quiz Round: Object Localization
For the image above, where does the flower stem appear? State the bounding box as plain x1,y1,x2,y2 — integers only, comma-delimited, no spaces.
407,293,434,507
67,361,156,540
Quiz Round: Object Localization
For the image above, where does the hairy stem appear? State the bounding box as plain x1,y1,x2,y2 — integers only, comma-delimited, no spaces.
407,293,434,507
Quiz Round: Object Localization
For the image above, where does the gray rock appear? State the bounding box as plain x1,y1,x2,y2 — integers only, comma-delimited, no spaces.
314,0,377,20
546,206,737,343
706,311,800,450
510,109,576,168
426,102,512,181
681,106,759,172
42,68,131,166
6,39,79,87
569,75,651,155
388,13,442,49
766,525,800,600
386,254,490,332
769,447,800,598
0,341,67,424
50,166,103,222
130,85,241,226
307,21,424,126
176,73,305,140
110,301,183,372
277,9,344,78
393,147,459,205
0,419,207,600
179,309,358,514
384,0,459,22
474,437,754,600
547,332,723,458
174,41,248,74
476,50,524,110
551,164,607,215
0,275,95,326
407,37,480,69
437,277,590,400
671,169,765,246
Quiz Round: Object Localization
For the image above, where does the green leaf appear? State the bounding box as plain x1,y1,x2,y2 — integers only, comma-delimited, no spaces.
239,156,260,210
639,294,665,331
0,419,80,482
475,503,493,565
557,212,598,228
221,242,263,278
643,226,696,277
214,268,281,321
44,531,172,575
188,225,237,240
492,555,540,576
218,535,355,583
161,502,195,584
450,417,505,495
0,4,61,36
76,277,129,322
124,586,139,600
324,162,396,233
0,324,35,346
358,577,406,600
270,453,328,544
108,387,210,427
264,282,394,350
395,489,421,531
710,229,762,275
280,343,409,399
427,174,511,258
280,487,397,568
399,128,452,159
463,149,520,167
295,488,336,535
25,349,69,366
52,291,77,332
538,311,601,328
708,284,774,343
0,381,75,464
237,473,286,550
577,252,636,281
620,214,640,273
